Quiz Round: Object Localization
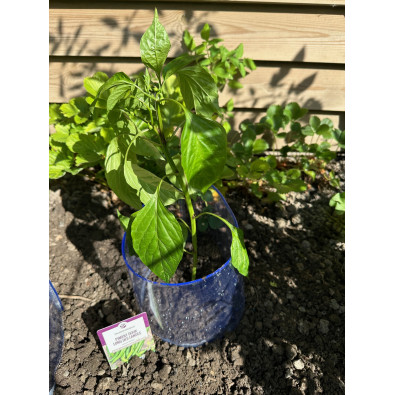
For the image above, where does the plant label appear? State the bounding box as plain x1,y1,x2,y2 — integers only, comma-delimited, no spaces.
97,312,155,370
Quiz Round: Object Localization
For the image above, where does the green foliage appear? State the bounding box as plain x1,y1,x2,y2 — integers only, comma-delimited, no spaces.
49,11,250,282
131,182,185,282
140,9,171,77
224,103,345,205
181,111,227,193
183,25,256,93
329,192,345,215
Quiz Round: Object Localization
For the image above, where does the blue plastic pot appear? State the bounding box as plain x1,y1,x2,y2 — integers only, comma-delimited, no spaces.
122,186,245,347
49,280,64,395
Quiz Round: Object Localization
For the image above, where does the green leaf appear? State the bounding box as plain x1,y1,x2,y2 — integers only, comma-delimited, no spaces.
221,165,235,179
117,211,138,255
49,104,62,124
213,63,232,79
329,192,345,213
49,166,66,179
309,116,321,132
321,118,334,129
49,150,73,179
266,105,284,131
105,136,142,209
228,80,243,89
176,66,220,117
140,9,171,76
301,125,314,136
165,154,183,188
66,133,107,164
107,84,130,111
181,111,226,193
200,23,211,41
60,102,79,118
208,38,223,46
131,184,184,282
317,124,332,139
84,72,109,96
229,225,249,276
226,99,234,112
235,43,244,58
163,54,203,80
284,102,308,120
51,125,70,143
332,129,345,148
96,72,132,97
244,58,256,70
124,161,182,206
183,30,196,51
286,169,301,179
250,158,271,173
251,182,263,198
303,170,316,181
200,213,249,276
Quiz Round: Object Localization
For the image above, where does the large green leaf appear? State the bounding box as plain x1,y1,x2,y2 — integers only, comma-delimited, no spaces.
107,84,131,111
96,72,132,99
140,9,171,76
163,54,203,80
105,136,142,209
131,184,184,282
124,160,182,206
230,227,249,276
176,66,220,117
84,71,109,96
266,105,284,131
66,133,106,164
117,210,138,256
180,111,226,193
199,213,249,276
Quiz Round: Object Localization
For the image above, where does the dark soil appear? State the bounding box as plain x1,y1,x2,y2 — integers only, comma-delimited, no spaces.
49,161,345,395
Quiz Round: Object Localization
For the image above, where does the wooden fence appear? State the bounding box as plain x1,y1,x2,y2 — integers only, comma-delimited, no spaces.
49,0,345,129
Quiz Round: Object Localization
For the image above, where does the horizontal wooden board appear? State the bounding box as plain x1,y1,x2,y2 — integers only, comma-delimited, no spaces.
49,61,344,111
49,3,344,63
112,1,345,4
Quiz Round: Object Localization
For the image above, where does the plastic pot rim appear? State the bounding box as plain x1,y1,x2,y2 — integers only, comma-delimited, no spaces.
49,279,64,311
121,185,239,287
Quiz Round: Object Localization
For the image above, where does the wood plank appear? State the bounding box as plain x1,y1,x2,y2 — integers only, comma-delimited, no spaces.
49,61,344,111
49,4,344,63
112,0,345,5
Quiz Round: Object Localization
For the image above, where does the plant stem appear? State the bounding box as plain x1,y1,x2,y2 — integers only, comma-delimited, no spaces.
155,111,199,281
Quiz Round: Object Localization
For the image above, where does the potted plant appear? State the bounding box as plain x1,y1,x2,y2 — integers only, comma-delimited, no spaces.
51,10,250,346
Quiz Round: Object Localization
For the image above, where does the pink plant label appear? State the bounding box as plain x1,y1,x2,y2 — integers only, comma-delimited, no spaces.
97,312,155,370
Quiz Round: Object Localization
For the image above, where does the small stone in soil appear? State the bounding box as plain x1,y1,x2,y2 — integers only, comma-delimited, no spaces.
293,359,305,370
84,377,97,390
286,344,298,360
319,319,330,334
159,365,172,380
276,218,288,229
151,382,164,391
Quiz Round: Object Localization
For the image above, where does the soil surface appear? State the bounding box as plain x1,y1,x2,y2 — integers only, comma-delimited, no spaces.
49,161,345,395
